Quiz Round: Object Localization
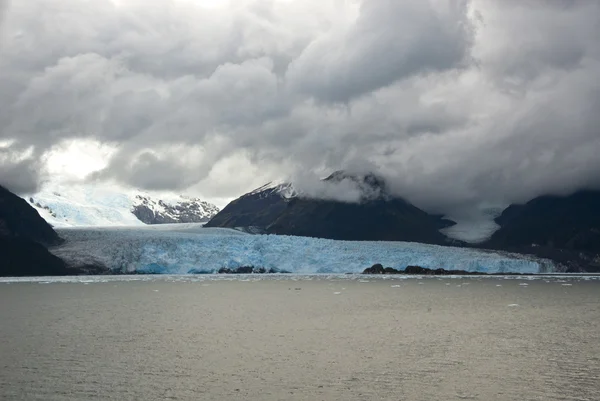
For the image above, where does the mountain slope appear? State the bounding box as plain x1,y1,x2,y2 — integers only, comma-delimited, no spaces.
204,182,293,229
482,190,600,272
205,172,456,244
28,185,219,227
132,194,220,225
0,185,70,276
0,185,62,246
486,190,600,252
268,197,454,243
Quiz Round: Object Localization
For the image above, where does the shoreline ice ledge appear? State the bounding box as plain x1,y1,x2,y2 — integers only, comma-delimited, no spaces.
53,225,553,275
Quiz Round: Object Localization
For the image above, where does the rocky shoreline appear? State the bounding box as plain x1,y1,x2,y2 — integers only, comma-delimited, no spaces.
118,264,529,276
211,264,527,276
177,264,530,276
361,264,524,275
217,266,291,274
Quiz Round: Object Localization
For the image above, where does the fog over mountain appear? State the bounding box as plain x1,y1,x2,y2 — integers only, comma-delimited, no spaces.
1,0,599,218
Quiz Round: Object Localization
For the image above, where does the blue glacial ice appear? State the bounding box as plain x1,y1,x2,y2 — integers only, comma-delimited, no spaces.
53,225,554,274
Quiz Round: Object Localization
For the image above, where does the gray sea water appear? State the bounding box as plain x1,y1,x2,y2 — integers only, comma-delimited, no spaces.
1,275,599,400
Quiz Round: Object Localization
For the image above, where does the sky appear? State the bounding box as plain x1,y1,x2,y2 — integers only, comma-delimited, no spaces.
0,0,599,214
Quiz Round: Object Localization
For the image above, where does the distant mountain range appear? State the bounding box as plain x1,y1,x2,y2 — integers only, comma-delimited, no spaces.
27,185,220,227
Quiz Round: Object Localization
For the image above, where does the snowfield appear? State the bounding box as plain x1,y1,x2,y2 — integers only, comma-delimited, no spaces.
53,225,554,275
29,186,144,227
27,184,218,227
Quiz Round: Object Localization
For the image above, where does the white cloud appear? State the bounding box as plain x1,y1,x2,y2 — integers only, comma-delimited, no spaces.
0,0,598,218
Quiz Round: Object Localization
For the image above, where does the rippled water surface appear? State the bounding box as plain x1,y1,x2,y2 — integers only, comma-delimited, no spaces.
1,275,599,400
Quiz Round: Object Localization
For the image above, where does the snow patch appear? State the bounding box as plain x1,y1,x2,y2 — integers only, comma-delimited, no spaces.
246,182,296,199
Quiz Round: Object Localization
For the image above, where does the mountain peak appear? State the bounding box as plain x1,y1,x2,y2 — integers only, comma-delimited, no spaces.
132,193,220,224
246,182,296,199
322,170,390,202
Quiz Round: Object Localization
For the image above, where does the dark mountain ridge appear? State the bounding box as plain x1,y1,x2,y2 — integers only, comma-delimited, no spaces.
486,190,600,252
0,185,69,276
482,190,600,272
206,171,457,245
0,185,62,246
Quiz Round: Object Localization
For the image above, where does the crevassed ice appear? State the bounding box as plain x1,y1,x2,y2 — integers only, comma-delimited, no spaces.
53,226,551,275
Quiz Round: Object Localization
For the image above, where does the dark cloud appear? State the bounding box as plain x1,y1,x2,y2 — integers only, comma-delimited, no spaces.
286,0,474,102
0,0,599,216
0,149,42,194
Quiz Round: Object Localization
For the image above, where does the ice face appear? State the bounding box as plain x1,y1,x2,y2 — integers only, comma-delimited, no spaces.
53,225,552,275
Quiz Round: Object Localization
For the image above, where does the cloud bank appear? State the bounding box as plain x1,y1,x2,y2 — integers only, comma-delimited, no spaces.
0,0,599,215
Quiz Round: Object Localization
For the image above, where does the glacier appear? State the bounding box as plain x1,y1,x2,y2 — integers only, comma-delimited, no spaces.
53,225,554,275
26,184,218,227
28,185,144,227
440,218,501,244
440,205,506,244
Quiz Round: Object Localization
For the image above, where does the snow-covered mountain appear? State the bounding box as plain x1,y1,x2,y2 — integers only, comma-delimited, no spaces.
27,185,220,228
132,194,220,225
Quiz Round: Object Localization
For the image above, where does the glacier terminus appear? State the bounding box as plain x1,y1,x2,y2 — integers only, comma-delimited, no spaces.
53,224,554,275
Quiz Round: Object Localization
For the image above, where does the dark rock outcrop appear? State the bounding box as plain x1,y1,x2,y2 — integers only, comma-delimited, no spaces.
217,266,289,274
131,204,156,224
363,263,386,274
0,185,69,276
362,264,490,275
206,172,456,245
362,264,403,274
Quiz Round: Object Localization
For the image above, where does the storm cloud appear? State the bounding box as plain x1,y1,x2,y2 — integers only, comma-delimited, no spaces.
0,0,599,216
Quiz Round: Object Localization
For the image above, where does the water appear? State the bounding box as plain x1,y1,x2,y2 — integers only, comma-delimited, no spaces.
1,275,599,400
